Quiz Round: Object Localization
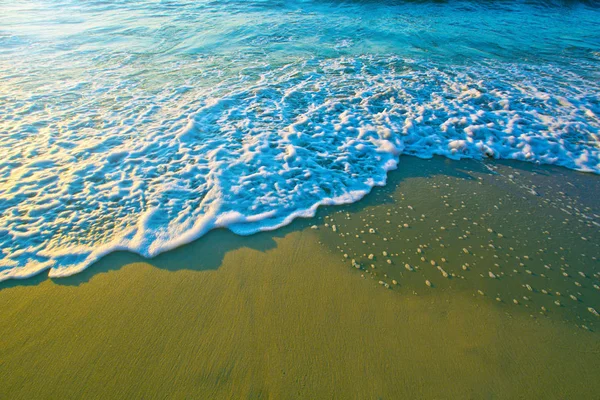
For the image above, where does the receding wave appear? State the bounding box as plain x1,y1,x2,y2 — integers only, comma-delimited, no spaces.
1,56,598,281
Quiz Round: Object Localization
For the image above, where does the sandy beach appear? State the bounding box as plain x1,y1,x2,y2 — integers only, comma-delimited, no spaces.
3,1,600,398
2,157,598,399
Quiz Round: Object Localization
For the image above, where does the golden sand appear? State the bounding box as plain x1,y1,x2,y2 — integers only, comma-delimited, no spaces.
1,157,599,399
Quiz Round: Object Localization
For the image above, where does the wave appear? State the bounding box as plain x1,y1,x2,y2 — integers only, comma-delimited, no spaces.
1,56,599,281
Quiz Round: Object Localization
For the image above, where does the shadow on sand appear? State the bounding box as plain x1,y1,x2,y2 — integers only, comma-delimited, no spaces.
0,156,529,291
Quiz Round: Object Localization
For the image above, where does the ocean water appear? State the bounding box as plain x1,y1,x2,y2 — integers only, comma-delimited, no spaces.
1,0,599,281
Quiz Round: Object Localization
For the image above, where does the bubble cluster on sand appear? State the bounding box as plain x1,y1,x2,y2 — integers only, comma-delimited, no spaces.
315,158,599,330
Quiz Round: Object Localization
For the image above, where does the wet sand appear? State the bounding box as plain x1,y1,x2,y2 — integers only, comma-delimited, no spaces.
1,157,599,399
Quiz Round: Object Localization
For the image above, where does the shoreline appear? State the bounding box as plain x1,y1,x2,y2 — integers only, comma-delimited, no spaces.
3,154,599,287
1,156,599,399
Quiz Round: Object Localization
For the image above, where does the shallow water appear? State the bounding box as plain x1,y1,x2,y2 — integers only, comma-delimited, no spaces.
1,0,599,280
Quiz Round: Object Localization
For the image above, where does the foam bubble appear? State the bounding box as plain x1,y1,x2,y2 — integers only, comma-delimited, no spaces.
1,56,599,281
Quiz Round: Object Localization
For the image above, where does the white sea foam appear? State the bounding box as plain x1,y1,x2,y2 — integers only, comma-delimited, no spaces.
1,56,599,281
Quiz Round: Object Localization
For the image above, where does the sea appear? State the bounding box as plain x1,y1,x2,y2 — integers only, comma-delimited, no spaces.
1,0,599,280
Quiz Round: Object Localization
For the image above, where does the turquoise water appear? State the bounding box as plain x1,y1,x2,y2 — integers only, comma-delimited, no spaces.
1,0,599,280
